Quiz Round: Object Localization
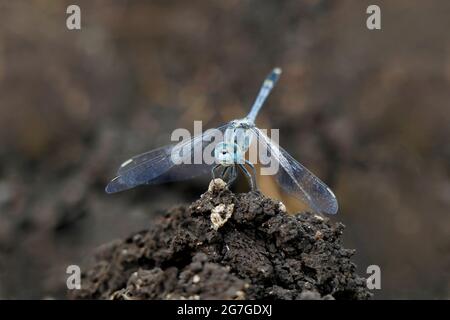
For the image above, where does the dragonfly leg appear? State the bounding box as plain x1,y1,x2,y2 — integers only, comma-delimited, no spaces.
226,166,237,187
222,166,231,180
221,166,238,188
245,160,258,190
211,164,222,180
238,163,257,191
212,164,231,182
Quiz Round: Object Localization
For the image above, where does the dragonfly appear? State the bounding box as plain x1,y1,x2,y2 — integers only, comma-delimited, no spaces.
106,68,338,215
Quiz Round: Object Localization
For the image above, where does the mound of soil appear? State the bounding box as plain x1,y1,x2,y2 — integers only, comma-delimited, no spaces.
71,180,371,300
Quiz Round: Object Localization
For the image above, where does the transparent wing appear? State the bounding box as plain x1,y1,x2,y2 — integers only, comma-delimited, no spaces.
251,127,338,215
106,144,174,193
106,123,230,193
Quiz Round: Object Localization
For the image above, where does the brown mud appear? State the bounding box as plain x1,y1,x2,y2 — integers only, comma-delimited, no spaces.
72,180,370,300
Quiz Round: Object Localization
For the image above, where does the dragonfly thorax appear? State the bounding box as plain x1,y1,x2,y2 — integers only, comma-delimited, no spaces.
225,119,254,153
214,120,254,166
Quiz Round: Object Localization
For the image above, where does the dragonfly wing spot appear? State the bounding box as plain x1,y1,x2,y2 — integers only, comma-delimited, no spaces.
121,159,133,167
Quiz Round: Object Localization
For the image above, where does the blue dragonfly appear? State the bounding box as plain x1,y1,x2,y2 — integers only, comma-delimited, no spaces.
106,68,338,215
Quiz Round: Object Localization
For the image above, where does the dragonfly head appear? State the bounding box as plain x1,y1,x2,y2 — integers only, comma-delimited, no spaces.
214,142,243,166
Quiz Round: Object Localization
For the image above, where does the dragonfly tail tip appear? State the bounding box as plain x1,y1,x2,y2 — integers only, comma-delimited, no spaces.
273,67,282,75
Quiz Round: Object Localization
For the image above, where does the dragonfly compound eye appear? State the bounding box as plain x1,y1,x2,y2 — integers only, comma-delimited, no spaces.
214,142,243,166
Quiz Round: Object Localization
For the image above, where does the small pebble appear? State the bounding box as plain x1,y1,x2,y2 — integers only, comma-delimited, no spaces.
192,275,200,284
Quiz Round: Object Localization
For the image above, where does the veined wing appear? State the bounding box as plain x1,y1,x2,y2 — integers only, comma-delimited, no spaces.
106,144,174,193
251,127,338,215
106,123,230,193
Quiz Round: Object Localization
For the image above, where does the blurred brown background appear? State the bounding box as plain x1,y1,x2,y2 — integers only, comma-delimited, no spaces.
0,0,449,299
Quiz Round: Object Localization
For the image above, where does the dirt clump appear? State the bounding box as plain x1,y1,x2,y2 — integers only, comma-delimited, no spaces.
71,179,371,300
